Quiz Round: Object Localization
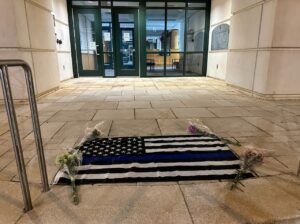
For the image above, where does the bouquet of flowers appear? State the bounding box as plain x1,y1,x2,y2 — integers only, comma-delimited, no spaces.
76,121,104,148
56,150,82,205
187,120,241,146
186,120,262,190
230,149,263,190
55,122,104,205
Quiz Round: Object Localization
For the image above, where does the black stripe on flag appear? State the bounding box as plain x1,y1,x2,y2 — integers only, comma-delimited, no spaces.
75,164,241,175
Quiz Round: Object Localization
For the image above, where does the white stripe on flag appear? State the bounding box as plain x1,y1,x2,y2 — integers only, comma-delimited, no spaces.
145,140,224,147
146,146,230,153
74,160,241,171
144,136,217,142
56,169,238,181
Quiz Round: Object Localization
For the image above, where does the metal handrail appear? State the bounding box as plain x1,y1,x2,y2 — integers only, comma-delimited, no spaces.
0,60,50,212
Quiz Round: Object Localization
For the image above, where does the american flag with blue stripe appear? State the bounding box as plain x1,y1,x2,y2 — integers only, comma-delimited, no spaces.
53,135,253,184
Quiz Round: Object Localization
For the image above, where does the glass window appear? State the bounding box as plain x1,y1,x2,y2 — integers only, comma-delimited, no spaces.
146,9,165,53
101,9,113,52
146,2,165,7
188,3,206,8
101,9,114,76
186,10,206,52
113,2,139,7
146,53,164,76
103,52,114,77
119,13,134,22
167,2,185,8
72,1,98,6
146,9,165,76
166,53,184,76
101,1,111,7
78,13,98,70
167,9,185,52
185,53,203,76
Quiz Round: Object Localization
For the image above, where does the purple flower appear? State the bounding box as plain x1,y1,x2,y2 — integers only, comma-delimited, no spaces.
187,124,200,134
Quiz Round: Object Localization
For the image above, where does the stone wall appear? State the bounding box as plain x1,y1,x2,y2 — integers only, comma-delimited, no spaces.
207,0,232,80
226,0,300,97
0,0,72,100
53,0,74,82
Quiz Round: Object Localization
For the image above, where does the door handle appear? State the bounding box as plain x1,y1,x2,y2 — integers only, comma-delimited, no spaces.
95,45,100,56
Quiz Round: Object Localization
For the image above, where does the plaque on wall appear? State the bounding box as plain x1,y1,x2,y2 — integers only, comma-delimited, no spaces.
211,24,229,50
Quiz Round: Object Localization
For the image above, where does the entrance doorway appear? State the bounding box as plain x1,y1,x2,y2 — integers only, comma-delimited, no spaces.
73,7,139,77
69,1,210,78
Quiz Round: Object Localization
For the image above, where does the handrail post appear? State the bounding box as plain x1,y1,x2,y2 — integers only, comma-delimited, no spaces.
0,65,33,212
23,64,50,192
0,59,50,212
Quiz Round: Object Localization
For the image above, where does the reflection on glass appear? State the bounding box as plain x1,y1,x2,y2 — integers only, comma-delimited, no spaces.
101,9,114,76
119,13,134,24
113,1,139,7
167,9,185,52
185,53,203,76
165,9,185,76
104,52,115,77
186,10,206,52
146,9,165,76
101,9,113,52
146,53,164,76
118,14,135,69
166,53,184,76
146,2,165,7
101,1,111,6
167,2,185,7
188,3,206,7
78,13,98,70
121,29,134,66
72,1,98,6
146,9,164,52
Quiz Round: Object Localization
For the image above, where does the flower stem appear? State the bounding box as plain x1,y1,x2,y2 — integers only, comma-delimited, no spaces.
70,178,79,205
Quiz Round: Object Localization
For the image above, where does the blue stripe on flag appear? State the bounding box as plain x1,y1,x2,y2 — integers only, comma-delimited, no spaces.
82,151,239,165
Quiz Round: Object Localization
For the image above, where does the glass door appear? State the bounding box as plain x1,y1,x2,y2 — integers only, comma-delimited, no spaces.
101,8,115,77
113,8,139,76
74,9,102,76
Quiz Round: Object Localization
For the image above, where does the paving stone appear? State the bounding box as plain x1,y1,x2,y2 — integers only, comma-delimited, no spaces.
0,181,41,224
202,117,265,134
243,117,286,132
180,174,300,224
151,100,185,108
157,119,191,135
93,109,134,120
118,101,151,109
25,122,65,140
52,120,112,140
135,109,176,119
49,110,96,122
172,108,215,118
109,120,161,137
17,185,192,224
81,102,118,110
208,107,254,117
105,95,134,102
